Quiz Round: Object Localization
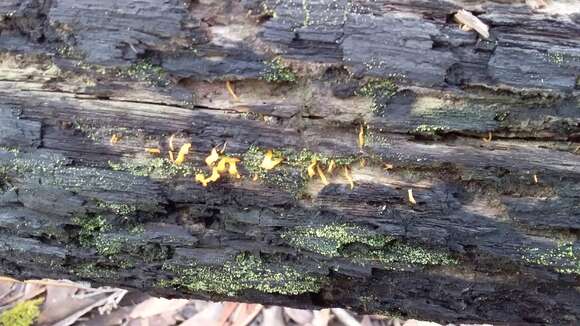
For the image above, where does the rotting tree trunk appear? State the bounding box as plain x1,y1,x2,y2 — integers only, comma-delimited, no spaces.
0,0,579,324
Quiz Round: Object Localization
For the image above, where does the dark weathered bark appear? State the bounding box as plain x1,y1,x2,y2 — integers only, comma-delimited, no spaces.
0,0,579,324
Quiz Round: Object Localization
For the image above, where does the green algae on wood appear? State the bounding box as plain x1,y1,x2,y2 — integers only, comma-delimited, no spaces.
0,298,43,326
282,224,393,257
260,57,297,83
283,224,457,269
356,79,398,115
344,243,458,269
522,242,580,275
159,253,323,296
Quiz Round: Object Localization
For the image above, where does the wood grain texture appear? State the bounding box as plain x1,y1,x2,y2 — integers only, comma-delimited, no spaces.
0,0,578,324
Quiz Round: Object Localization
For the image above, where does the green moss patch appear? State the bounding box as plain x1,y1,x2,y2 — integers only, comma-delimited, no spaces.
159,253,323,296
0,298,43,326
283,224,457,270
282,224,392,257
71,213,126,256
260,57,297,83
356,79,398,115
413,124,450,138
73,263,119,280
522,242,579,275
345,243,458,269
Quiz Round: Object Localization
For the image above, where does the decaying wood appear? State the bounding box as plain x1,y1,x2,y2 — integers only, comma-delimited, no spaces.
0,0,579,324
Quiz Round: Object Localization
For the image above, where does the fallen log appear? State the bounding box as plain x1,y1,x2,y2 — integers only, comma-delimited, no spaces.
0,0,579,324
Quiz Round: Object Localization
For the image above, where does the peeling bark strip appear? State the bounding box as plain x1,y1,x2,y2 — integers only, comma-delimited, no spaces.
0,0,579,324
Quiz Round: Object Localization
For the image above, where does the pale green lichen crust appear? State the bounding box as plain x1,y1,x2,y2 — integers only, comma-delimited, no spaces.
356,79,398,114
522,242,579,275
159,253,323,296
260,57,297,83
282,224,392,257
283,224,457,270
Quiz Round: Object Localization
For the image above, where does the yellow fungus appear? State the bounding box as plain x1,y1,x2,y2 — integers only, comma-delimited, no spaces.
145,148,161,155
217,157,241,178
343,167,354,190
205,147,220,167
307,159,317,178
384,163,394,171
169,134,176,151
316,164,329,185
533,174,539,184
208,167,220,182
195,167,221,187
195,173,209,187
174,143,192,166
358,125,365,150
260,150,283,170
408,189,417,205
110,134,120,145
483,132,493,143
226,81,240,101
220,141,228,154
327,160,336,174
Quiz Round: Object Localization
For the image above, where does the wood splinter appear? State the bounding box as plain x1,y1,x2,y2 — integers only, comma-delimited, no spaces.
454,9,490,40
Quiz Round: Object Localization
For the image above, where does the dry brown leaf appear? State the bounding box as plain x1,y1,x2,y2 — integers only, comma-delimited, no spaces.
402,320,441,326
217,302,238,325
284,307,313,324
129,297,189,319
331,308,361,326
311,309,331,326
361,315,374,326
231,303,263,326
262,307,286,326
180,302,224,326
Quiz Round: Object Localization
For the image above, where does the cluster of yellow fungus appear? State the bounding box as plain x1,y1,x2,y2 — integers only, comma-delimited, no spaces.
307,158,355,190
195,146,242,187
260,149,283,170
111,128,381,191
